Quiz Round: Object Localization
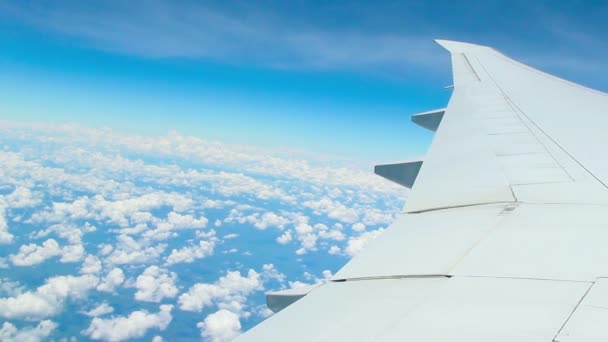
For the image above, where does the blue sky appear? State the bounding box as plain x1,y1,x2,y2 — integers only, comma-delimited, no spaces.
0,0,606,163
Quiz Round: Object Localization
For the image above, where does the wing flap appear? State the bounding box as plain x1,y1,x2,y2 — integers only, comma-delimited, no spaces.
236,277,588,342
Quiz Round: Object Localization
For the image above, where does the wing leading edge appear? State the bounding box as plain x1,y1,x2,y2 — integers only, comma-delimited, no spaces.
235,40,608,342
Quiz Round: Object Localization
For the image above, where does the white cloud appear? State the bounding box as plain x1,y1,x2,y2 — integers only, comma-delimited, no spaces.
0,121,406,340
0,188,42,243
179,269,262,313
295,223,312,235
83,302,114,317
165,211,208,229
134,266,179,303
318,229,345,241
224,210,290,231
106,235,166,265
179,265,283,316
298,233,318,251
165,239,215,265
144,212,209,240
252,212,290,230
10,239,84,266
10,239,61,266
197,309,241,342
4,186,41,208
0,279,24,297
0,205,13,244
31,192,193,228
59,244,85,263
96,268,125,293
276,231,292,244
288,270,333,289
352,222,366,232
303,197,360,224
345,228,385,257
83,304,173,342
261,264,286,283
33,223,96,245
0,274,98,320
80,255,102,274
0,2,447,74
361,208,398,226
0,320,57,342
99,244,114,255
328,245,341,255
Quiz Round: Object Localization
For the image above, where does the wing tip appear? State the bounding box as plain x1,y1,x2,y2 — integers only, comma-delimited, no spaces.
434,39,490,54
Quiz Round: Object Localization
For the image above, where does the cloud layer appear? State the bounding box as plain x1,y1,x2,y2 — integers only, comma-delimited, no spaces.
0,121,404,341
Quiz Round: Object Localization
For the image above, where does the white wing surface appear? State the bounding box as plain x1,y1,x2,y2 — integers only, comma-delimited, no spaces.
236,40,608,342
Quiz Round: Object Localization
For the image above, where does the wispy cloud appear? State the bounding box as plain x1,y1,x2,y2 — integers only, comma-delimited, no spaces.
0,1,442,71
1,0,606,85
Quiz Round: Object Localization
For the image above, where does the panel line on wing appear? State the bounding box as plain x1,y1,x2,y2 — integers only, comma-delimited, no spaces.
552,281,595,342
334,274,451,282
466,54,575,186
473,54,606,188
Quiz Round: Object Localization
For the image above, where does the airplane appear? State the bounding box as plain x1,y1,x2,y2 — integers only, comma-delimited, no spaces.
236,40,608,342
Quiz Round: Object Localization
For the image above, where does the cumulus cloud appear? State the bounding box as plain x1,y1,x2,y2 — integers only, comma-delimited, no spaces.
59,243,85,262
352,222,366,232
179,265,284,316
0,213,13,244
179,269,262,313
106,235,166,265
328,245,341,255
9,239,61,266
276,231,292,244
345,228,385,257
80,255,102,274
31,192,193,228
165,239,216,265
303,197,360,224
224,210,290,231
0,187,42,245
0,279,24,297
96,268,125,293
0,274,98,320
0,121,405,340
3,186,42,209
10,239,84,266
83,304,173,342
1,122,404,194
197,309,241,342
0,320,57,342
143,212,209,240
33,223,96,245
134,266,179,303
83,302,114,317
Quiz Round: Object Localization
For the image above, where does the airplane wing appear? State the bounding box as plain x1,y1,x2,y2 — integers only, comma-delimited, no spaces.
236,40,608,342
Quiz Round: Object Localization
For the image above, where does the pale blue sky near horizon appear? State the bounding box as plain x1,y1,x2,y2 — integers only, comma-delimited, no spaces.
0,0,606,164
